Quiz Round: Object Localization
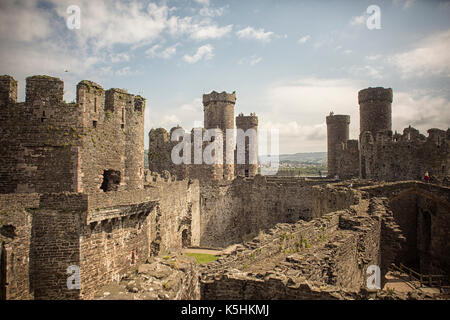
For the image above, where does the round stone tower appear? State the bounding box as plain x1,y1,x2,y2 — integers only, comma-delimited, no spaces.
235,113,258,177
326,114,350,178
203,91,236,180
358,87,393,139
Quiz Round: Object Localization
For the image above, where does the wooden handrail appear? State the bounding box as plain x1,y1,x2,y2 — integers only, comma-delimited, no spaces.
390,263,449,288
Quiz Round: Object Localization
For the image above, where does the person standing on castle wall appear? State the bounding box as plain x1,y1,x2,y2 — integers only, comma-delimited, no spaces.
424,171,430,183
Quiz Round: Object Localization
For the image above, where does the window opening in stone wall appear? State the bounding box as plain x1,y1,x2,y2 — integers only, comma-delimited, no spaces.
245,169,249,177
94,97,97,113
93,120,97,128
100,170,121,192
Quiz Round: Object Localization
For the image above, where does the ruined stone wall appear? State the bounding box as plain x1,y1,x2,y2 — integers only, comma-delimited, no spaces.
0,194,38,300
201,197,398,299
79,207,154,299
311,183,362,218
360,127,449,183
200,176,334,248
0,76,145,195
80,179,200,299
360,181,450,275
0,178,200,300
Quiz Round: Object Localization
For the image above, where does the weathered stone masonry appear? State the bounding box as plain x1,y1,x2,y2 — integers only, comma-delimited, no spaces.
0,178,200,300
327,87,449,184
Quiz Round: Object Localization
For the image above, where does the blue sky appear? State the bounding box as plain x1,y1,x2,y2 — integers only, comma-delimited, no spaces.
1,0,449,153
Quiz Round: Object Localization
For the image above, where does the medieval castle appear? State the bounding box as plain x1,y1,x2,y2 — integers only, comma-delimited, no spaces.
0,75,449,300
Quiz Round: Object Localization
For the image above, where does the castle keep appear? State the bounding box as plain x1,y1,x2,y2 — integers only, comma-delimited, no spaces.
1,75,449,300
326,87,449,184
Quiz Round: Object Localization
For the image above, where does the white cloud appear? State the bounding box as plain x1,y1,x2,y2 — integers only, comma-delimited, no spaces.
0,1,52,42
389,29,450,77
180,98,203,112
393,0,417,9
392,92,450,133
258,78,363,153
297,35,311,44
51,1,170,50
258,77,450,153
146,43,180,59
149,98,203,131
115,67,132,76
236,27,275,42
348,65,383,79
183,44,214,64
199,6,226,17
238,55,263,66
194,0,210,5
190,23,233,40
365,54,381,61
349,13,366,26
159,114,182,129
168,16,232,40
109,52,131,63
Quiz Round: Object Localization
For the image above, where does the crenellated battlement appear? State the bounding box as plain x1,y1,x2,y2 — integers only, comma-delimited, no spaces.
0,75,18,105
360,124,449,182
362,126,448,146
358,87,393,104
326,114,350,125
1,74,146,194
236,113,258,128
203,90,236,106
25,75,64,104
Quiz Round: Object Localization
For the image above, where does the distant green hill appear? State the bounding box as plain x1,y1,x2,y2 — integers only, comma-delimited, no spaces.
260,152,327,164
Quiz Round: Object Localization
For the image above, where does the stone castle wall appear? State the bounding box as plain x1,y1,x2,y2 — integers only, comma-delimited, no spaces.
360,127,450,183
327,87,449,183
0,194,37,300
200,176,336,248
200,196,403,299
0,76,146,195
0,179,200,300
